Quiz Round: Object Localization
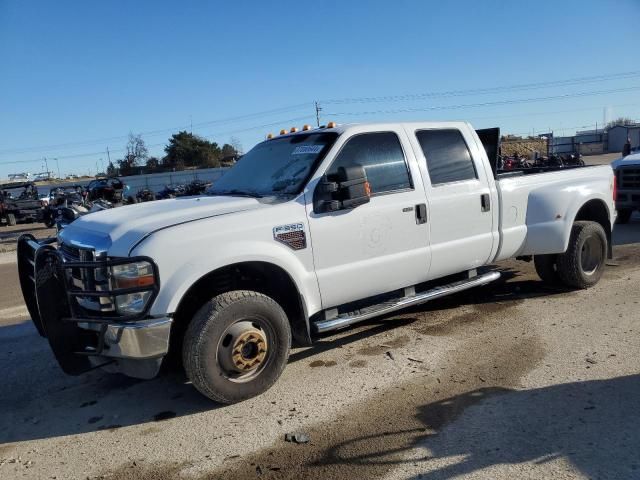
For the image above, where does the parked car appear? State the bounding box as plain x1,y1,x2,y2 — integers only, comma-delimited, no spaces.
18,121,615,404
0,181,43,226
611,152,640,224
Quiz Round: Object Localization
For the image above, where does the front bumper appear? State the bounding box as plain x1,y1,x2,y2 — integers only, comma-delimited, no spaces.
17,234,171,379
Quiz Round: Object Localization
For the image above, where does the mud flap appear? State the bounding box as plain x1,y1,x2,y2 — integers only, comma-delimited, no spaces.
34,247,94,375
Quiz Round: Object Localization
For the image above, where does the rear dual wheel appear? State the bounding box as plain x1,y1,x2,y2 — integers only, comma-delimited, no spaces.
183,290,291,404
535,221,607,289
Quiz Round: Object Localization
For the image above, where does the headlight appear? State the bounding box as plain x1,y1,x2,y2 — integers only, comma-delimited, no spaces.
110,261,156,315
111,261,155,289
115,291,154,315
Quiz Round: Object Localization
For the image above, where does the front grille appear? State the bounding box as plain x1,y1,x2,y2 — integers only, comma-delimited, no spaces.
59,243,115,315
619,168,640,189
60,243,81,261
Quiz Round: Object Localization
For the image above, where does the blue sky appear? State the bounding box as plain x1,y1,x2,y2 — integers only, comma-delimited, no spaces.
1,0,639,178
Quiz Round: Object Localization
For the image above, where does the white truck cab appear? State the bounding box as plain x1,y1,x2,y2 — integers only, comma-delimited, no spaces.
18,121,616,403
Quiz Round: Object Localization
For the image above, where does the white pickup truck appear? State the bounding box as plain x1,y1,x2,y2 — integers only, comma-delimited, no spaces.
18,121,616,403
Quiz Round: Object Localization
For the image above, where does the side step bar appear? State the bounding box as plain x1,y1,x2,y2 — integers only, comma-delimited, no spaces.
313,271,501,334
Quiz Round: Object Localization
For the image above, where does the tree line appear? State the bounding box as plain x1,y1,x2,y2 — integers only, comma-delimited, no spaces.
107,132,242,177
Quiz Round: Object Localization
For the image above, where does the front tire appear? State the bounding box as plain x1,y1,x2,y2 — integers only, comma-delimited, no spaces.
556,221,607,289
183,290,291,404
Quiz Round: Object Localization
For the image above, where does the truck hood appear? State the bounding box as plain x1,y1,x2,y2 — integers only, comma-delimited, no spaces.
58,196,266,255
611,153,640,169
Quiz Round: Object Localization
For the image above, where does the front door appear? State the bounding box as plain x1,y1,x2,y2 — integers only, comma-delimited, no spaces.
305,129,431,309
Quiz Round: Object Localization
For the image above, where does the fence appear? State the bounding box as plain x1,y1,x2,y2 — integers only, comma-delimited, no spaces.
120,167,229,194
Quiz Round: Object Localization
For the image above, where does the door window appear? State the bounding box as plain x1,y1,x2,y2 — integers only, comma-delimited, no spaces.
416,129,477,185
327,132,411,194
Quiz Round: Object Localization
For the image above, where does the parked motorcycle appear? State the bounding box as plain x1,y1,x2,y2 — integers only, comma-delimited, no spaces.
55,198,114,230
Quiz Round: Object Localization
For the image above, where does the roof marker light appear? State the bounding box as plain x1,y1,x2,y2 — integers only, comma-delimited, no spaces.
302,124,312,131
280,129,288,135
326,121,336,128
266,133,274,139
290,127,299,133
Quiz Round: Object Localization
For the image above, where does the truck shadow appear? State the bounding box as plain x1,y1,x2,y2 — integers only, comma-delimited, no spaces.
0,321,215,445
321,374,640,479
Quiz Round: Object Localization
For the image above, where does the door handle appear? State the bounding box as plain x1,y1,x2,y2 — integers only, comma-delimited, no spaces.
415,203,427,224
481,194,491,212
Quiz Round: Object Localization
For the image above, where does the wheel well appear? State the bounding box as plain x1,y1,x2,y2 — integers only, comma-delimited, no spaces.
574,199,612,256
170,262,311,358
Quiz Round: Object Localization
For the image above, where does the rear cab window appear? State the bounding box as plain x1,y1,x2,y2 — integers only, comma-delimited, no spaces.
415,129,477,185
327,132,412,195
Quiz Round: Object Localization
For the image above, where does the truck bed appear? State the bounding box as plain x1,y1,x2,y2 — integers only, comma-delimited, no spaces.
494,164,614,261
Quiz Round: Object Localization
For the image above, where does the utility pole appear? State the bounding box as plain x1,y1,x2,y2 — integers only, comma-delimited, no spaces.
106,146,111,165
43,157,49,176
53,158,60,179
190,115,193,134
314,101,322,127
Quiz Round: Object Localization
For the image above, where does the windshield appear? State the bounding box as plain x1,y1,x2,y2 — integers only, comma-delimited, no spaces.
209,132,338,197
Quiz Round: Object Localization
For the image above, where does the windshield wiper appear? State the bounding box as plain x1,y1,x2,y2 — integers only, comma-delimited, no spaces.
211,189,263,198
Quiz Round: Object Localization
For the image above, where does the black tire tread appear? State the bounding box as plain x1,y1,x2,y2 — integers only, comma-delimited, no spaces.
183,290,290,404
556,221,607,289
534,254,561,285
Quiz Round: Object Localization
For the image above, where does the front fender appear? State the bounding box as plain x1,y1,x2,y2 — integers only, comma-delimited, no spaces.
135,237,321,319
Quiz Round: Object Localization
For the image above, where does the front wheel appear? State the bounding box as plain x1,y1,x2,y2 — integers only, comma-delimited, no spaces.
556,221,607,289
183,290,291,404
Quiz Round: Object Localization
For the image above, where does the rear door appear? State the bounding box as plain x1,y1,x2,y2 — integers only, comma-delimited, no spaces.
305,129,431,309
407,126,496,279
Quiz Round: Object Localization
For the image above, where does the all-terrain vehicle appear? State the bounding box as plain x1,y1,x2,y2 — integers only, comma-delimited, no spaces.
86,177,124,204
41,185,87,228
0,181,43,226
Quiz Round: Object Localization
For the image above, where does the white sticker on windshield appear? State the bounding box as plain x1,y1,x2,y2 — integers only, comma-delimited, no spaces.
292,145,323,155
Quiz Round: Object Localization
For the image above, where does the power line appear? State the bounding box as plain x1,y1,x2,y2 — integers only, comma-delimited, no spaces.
325,86,640,117
0,114,317,166
3,70,638,159
320,70,640,105
0,102,313,156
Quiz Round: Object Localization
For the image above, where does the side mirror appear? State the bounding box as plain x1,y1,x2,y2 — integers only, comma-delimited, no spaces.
314,164,371,213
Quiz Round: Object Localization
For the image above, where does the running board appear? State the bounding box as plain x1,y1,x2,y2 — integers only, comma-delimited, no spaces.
313,271,501,334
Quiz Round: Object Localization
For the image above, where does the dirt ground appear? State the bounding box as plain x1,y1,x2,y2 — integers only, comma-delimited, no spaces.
1,215,639,480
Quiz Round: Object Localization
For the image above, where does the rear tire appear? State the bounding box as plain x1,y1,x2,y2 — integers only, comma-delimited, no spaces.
183,290,291,404
616,209,632,224
534,254,562,285
556,221,607,289
7,213,16,226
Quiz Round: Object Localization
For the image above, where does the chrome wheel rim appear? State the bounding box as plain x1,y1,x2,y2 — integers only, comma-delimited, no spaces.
581,235,603,276
217,319,271,383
